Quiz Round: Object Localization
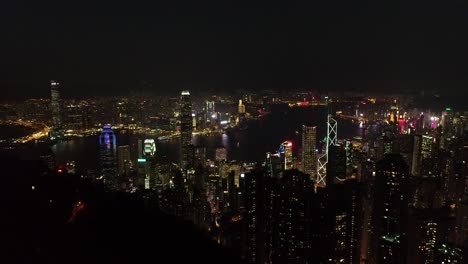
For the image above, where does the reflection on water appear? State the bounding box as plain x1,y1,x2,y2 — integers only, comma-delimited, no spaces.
52,108,363,172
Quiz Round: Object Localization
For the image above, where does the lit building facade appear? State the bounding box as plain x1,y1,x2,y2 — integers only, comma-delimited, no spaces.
281,141,293,170
144,139,156,157
302,125,317,179
180,90,193,170
372,154,409,263
50,80,62,128
99,125,118,190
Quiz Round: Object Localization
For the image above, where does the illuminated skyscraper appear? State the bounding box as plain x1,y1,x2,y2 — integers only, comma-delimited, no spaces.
372,154,409,263
421,134,434,177
238,99,246,114
144,139,156,157
281,141,293,170
50,80,62,128
205,100,215,123
99,125,118,190
302,125,317,179
180,90,193,170
49,80,63,139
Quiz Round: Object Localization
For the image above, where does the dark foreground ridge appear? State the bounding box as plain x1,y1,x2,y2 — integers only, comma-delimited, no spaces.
0,154,240,264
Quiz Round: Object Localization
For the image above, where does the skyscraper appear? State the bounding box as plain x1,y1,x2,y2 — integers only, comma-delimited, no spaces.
117,145,131,176
50,80,62,128
180,90,193,170
302,125,317,179
326,144,347,185
281,141,293,170
274,170,310,263
238,99,246,114
99,125,118,190
49,80,63,139
372,154,409,263
205,100,215,123
421,134,434,177
144,139,156,157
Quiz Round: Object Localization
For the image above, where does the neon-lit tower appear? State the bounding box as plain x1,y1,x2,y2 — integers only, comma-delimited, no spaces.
316,114,338,187
99,125,118,190
281,141,293,170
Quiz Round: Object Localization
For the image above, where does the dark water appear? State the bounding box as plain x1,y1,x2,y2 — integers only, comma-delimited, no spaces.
51,106,362,172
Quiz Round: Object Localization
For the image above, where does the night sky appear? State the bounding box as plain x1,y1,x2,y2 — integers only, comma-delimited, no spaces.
1,0,467,98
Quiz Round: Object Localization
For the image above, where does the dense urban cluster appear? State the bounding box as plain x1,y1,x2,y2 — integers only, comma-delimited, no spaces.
1,80,467,263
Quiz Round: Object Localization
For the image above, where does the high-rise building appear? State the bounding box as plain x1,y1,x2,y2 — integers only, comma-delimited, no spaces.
327,180,363,264
238,99,246,114
372,154,409,263
281,141,293,170
136,157,150,190
144,139,156,157
180,90,193,170
65,104,86,131
274,170,310,263
421,134,434,177
265,151,283,179
302,125,317,179
49,80,63,139
99,125,118,190
205,100,215,123
327,144,347,185
50,80,62,128
117,145,131,176
245,169,274,264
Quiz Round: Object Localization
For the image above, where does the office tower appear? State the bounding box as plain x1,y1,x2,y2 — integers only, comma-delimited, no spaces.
302,125,317,179
99,125,118,190
326,144,347,185
327,180,363,264
238,99,246,114
265,151,283,179
50,80,62,129
180,90,193,170
421,134,434,177
274,170,310,263
391,134,423,176
245,169,275,264
317,114,338,187
372,154,409,263
205,100,215,123
117,145,131,176
136,157,150,190
65,104,85,131
144,139,156,157
281,141,293,170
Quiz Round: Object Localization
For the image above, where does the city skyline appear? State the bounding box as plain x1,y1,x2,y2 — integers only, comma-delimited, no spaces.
2,1,468,263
